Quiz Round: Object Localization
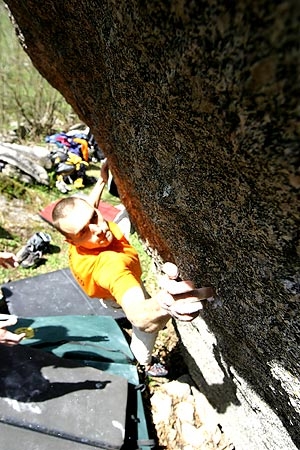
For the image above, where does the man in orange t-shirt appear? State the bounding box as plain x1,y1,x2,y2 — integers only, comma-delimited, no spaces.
68,220,142,303
52,176,214,376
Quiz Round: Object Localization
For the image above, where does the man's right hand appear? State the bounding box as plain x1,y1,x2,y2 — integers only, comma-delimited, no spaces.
0,252,19,269
157,262,215,321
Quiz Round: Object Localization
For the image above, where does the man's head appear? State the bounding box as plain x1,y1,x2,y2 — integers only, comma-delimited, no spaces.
52,197,113,249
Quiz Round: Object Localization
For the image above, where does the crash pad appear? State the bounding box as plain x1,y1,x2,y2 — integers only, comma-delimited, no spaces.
39,199,120,225
0,344,128,449
9,315,134,366
0,422,94,450
2,315,153,449
2,268,126,320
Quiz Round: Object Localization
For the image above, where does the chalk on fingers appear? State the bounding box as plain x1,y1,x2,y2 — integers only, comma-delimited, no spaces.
162,262,179,280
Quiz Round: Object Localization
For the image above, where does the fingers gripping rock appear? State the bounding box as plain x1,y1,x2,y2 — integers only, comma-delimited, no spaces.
161,262,179,279
157,261,217,320
159,277,195,295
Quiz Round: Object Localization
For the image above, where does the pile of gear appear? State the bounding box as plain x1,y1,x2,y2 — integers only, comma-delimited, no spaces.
16,232,52,268
0,124,104,193
45,125,104,194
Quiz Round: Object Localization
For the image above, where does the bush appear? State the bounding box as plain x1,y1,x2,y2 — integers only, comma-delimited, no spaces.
0,4,78,142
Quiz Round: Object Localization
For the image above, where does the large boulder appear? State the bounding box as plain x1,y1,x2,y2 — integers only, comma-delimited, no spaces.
3,1,299,448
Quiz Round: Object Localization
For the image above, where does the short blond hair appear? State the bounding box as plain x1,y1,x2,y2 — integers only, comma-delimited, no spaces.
51,197,89,235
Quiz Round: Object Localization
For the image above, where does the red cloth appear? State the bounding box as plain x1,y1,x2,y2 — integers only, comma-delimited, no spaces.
39,200,120,226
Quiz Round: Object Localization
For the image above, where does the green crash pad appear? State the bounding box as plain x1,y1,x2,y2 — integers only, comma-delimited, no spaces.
2,315,153,449
11,315,134,366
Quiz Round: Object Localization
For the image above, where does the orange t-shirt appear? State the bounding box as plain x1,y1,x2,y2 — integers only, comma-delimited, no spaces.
69,221,142,305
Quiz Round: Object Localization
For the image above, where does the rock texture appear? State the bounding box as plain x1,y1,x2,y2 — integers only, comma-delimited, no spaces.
3,1,299,448
150,377,234,450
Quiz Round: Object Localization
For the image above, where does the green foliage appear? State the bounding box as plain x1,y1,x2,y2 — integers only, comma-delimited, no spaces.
0,174,28,199
0,4,78,141
129,233,158,294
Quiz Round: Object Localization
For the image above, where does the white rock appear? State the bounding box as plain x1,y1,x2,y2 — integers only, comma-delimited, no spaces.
176,400,195,424
181,422,209,447
163,380,191,398
151,391,173,424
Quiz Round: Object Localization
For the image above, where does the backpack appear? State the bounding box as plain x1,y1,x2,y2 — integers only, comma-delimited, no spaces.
16,232,51,268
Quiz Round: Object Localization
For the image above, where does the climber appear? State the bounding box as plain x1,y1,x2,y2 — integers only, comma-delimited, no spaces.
51,175,215,376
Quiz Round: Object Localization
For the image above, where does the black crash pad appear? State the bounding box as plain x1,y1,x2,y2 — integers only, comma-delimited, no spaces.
1,268,126,319
0,422,98,450
0,344,128,449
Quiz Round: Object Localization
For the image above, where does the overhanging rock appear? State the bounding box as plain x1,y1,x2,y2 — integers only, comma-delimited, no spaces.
3,1,300,448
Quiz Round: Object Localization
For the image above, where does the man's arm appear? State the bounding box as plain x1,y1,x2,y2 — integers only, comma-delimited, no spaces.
121,286,171,333
121,273,215,333
87,176,106,208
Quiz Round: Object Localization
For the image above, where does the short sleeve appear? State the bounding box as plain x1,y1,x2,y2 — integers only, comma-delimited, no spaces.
93,251,142,304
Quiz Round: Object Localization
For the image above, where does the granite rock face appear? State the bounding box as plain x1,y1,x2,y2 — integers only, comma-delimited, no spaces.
4,0,299,448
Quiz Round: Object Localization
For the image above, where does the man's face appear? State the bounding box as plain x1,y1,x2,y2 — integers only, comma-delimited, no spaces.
60,199,113,249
